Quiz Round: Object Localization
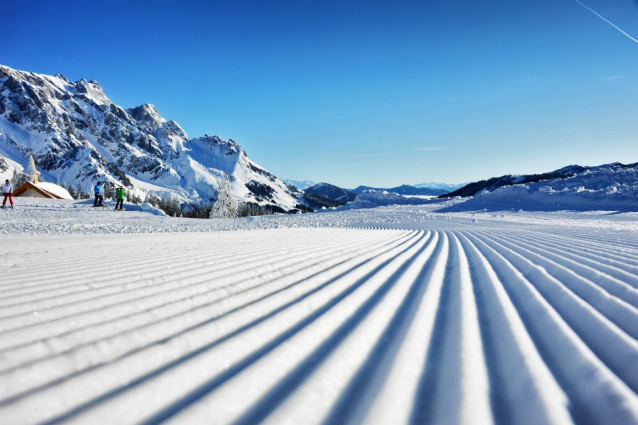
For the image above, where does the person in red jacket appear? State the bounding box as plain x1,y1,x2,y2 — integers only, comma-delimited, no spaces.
2,179,14,209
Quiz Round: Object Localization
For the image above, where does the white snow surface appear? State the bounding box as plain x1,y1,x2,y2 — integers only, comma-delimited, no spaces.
34,182,73,200
1,198,637,425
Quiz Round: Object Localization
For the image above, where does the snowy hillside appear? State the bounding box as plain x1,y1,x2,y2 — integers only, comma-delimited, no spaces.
0,65,300,211
1,198,637,424
441,162,638,212
442,162,636,198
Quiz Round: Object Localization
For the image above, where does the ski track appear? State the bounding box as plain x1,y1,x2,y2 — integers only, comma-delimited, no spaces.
1,215,638,425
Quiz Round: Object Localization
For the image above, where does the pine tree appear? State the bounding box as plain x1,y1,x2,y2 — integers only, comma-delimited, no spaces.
237,202,267,217
67,183,76,199
10,169,26,188
103,181,112,200
210,175,237,219
76,181,83,200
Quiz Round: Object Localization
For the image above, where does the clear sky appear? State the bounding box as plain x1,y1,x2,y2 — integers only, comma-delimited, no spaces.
3,0,637,187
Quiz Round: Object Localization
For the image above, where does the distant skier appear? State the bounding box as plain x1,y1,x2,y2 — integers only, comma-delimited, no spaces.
2,179,14,209
93,182,104,207
115,186,125,211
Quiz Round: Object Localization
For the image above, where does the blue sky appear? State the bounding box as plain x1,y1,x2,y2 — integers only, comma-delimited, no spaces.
2,0,637,187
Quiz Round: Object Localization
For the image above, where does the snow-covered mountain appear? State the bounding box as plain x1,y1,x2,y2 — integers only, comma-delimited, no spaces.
441,162,637,199
439,162,638,212
304,182,356,205
352,184,448,196
414,181,465,192
283,179,317,190
0,65,301,211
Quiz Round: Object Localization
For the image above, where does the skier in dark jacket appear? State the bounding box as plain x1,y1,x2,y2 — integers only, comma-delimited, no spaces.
94,182,103,207
115,186,125,211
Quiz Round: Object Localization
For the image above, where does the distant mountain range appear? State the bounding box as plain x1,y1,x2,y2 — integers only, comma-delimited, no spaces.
351,184,448,196
414,181,466,191
283,179,317,190
296,182,451,208
439,163,638,198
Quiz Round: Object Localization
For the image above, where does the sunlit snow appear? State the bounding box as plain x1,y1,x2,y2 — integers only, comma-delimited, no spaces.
1,198,637,424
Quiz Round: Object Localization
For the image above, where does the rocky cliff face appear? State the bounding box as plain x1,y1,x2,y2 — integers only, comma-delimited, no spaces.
0,64,300,210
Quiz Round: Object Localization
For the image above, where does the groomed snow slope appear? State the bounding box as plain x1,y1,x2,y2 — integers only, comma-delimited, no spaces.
0,200,637,424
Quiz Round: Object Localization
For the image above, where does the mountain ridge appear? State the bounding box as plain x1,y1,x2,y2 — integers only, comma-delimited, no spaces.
304,182,357,205
352,184,448,196
439,162,638,199
414,181,465,191
0,64,300,212
436,161,638,212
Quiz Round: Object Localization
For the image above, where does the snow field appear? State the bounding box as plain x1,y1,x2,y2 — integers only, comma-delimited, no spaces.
3,198,638,237
0,215,637,424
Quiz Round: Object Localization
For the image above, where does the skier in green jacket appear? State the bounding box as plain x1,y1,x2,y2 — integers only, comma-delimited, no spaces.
115,186,125,211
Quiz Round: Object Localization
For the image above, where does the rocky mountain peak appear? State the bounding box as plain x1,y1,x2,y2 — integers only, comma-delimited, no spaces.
73,78,110,105
0,65,11,78
127,103,166,131
190,134,244,157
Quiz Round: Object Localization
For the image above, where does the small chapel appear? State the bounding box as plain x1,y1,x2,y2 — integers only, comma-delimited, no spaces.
13,155,73,200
